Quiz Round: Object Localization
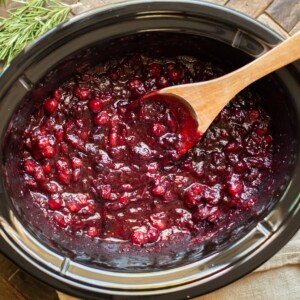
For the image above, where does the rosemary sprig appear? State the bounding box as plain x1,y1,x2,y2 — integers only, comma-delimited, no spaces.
0,0,71,67
0,0,7,7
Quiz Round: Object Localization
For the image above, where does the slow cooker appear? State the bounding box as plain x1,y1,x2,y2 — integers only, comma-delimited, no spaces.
0,1,299,299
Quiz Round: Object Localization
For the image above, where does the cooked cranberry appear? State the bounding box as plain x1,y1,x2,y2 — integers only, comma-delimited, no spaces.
255,127,267,136
53,213,67,228
74,87,91,100
44,98,58,114
148,63,161,78
71,157,83,168
193,162,205,178
53,89,62,101
36,136,50,149
264,135,272,144
246,197,256,208
127,77,145,97
131,231,148,245
248,109,260,121
42,162,52,174
42,145,56,158
152,185,165,196
168,68,181,82
54,128,64,141
34,170,46,183
147,228,159,243
156,76,169,87
88,99,103,113
48,196,62,210
24,159,37,175
46,182,59,194
59,143,69,155
87,226,98,237
149,213,167,230
107,68,120,81
58,173,71,185
152,123,167,137
225,141,239,152
146,162,159,173
68,201,81,212
227,176,243,196
72,168,81,181
94,111,109,126
207,206,221,223
233,160,248,174
76,194,88,205
118,193,129,205
97,184,111,199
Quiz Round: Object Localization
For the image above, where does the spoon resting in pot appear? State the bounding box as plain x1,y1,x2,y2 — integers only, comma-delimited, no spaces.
130,31,300,158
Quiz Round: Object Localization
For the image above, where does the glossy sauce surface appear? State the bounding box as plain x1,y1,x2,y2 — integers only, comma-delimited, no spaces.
19,54,273,247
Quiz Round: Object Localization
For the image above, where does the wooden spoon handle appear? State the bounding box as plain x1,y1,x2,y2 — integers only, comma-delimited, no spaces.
162,31,300,133
220,30,300,98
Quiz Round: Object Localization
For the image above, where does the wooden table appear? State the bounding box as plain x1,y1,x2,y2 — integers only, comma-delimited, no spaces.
0,1,299,299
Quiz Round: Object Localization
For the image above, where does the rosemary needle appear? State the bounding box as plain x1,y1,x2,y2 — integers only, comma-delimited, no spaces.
0,0,71,67
0,0,7,7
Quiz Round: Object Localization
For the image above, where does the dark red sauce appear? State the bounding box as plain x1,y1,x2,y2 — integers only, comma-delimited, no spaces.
19,54,273,247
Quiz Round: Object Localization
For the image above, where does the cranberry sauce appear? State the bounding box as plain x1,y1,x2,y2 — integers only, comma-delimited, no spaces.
19,54,273,247
125,93,200,161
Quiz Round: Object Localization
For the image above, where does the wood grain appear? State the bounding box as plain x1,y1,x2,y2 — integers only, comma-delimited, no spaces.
226,0,273,18
0,253,59,300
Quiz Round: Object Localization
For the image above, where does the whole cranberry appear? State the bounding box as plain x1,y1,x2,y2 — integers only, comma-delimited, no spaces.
127,77,146,97
54,128,64,141
53,213,67,228
53,89,62,101
74,87,91,100
227,178,243,196
156,76,169,88
48,196,62,210
67,202,81,212
42,145,56,158
149,213,167,230
24,159,37,175
88,99,103,113
44,98,58,114
168,68,181,82
42,162,52,174
233,160,248,174
152,185,166,196
107,68,120,81
87,226,98,237
58,173,71,185
71,157,83,168
248,109,260,121
72,168,81,182
34,169,46,183
94,111,109,126
36,136,50,149
131,231,148,245
148,63,161,78
147,228,159,243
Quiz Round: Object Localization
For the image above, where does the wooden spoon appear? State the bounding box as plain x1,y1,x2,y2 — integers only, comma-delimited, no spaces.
142,31,300,155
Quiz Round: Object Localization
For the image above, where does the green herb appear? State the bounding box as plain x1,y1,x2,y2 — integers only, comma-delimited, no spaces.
0,0,71,67
0,0,7,7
